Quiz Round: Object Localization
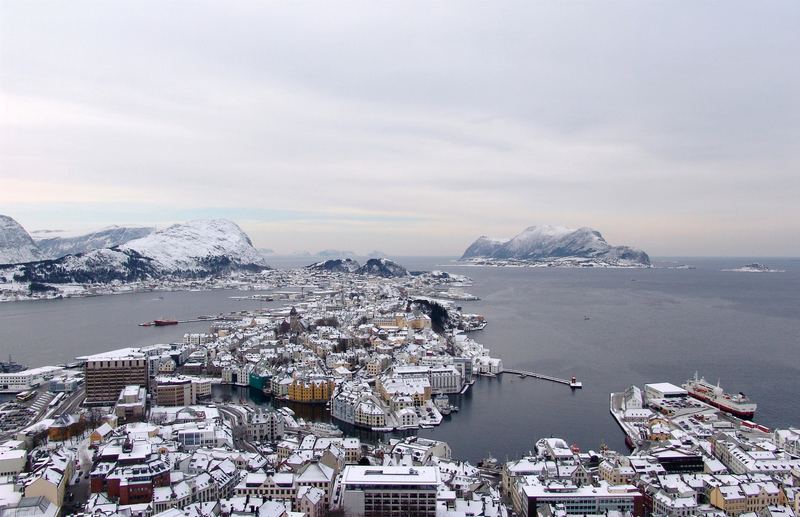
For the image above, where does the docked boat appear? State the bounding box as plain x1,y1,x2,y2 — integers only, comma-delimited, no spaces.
682,372,756,419
479,455,498,469
434,394,452,415
153,319,179,326
0,357,25,374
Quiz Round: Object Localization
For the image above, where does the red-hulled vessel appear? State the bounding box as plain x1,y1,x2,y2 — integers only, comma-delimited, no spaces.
153,319,179,326
682,372,757,419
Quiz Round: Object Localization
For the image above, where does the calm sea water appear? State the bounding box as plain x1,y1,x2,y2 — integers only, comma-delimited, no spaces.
1,256,798,462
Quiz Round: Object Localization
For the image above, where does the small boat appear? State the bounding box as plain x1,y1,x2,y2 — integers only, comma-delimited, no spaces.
584,316,591,321
153,319,179,326
479,455,498,469
138,322,153,327
518,373,526,379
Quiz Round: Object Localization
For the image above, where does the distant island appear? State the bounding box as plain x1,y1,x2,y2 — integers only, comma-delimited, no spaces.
722,263,785,273
306,257,408,277
460,225,650,268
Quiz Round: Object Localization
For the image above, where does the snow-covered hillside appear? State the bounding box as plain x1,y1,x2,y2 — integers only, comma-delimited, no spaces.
356,258,409,277
0,215,43,265
7,219,270,284
461,225,650,267
307,258,361,273
460,236,506,259
120,219,267,272
33,226,155,260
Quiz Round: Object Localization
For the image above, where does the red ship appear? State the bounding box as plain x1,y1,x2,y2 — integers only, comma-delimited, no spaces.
682,372,757,419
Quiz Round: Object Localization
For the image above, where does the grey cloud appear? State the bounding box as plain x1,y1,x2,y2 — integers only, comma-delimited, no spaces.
1,0,798,255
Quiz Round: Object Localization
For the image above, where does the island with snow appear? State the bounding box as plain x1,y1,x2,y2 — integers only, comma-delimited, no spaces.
459,224,651,268
0,215,429,302
0,216,274,301
722,263,786,273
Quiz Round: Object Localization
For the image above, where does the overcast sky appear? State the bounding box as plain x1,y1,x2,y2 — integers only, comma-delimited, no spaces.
1,1,798,256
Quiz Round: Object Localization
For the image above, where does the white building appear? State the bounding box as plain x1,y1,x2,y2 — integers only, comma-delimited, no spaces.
339,465,440,517
245,408,285,442
644,382,687,401
0,366,63,393
393,365,463,394
474,356,503,375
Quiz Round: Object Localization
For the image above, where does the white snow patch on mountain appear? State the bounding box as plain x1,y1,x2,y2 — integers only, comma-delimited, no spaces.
120,219,269,272
0,215,43,265
34,225,155,260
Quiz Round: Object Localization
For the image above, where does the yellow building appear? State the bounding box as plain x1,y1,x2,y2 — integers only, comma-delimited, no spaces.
287,377,335,403
646,417,672,441
376,376,431,407
598,458,635,485
372,312,432,330
24,451,74,508
709,482,783,516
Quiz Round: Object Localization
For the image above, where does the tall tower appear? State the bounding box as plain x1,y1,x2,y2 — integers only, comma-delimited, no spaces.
289,306,300,333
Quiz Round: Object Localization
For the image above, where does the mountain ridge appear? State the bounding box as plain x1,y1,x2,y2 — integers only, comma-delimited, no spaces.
34,225,155,260
3,218,270,284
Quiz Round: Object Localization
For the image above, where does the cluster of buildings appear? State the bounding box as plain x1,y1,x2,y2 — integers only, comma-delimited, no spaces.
1,266,798,516
587,381,800,517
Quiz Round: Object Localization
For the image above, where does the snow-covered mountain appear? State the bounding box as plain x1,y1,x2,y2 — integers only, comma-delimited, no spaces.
0,215,43,265
9,219,270,283
356,258,409,277
307,258,361,273
120,219,267,272
460,236,506,259
33,226,155,260
461,225,650,267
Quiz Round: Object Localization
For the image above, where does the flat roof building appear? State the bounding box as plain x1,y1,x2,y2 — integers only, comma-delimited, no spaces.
521,481,645,517
84,349,148,405
645,382,688,400
340,465,439,517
